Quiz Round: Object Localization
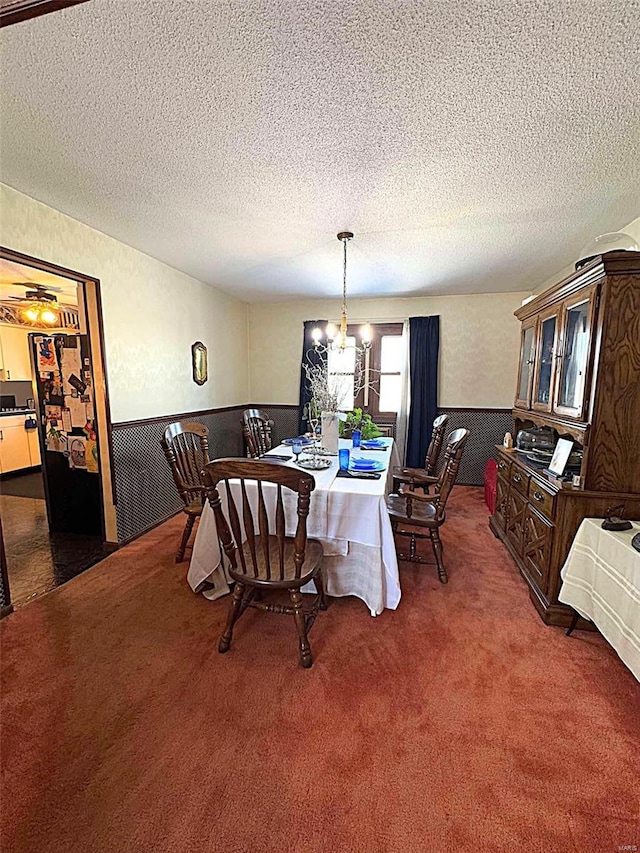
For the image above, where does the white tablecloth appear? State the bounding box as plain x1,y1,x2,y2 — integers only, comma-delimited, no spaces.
187,438,401,615
559,518,640,681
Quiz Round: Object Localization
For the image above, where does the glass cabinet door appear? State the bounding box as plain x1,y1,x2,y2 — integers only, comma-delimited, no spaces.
532,312,558,411
554,288,597,419
514,319,536,409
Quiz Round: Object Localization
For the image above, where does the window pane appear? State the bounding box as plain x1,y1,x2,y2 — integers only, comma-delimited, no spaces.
381,336,403,373
379,375,401,412
334,375,354,411
327,336,356,374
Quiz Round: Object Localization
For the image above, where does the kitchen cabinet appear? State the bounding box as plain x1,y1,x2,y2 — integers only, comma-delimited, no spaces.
0,415,40,473
0,325,33,382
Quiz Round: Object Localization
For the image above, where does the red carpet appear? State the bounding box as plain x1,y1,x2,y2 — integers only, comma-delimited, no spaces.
1,487,638,853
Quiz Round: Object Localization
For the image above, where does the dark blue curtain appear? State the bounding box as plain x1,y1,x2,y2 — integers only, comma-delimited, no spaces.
298,320,328,434
406,316,440,468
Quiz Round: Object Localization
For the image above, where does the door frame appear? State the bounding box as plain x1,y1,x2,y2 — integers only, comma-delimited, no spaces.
0,246,117,545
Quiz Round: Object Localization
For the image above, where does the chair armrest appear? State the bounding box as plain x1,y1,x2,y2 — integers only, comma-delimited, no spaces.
398,484,438,504
399,473,439,485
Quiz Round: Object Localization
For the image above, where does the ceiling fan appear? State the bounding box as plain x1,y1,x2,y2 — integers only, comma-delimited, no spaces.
2,282,66,325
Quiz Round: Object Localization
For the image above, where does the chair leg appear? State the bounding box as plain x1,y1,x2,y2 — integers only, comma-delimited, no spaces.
176,513,196,563
430,528,448,584
219,582,245,653
314,569,328,611
289,588,313,668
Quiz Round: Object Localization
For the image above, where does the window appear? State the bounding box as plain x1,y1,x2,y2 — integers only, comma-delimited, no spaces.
329,323,404,424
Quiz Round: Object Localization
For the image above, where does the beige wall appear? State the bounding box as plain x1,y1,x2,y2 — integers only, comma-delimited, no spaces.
248,292,530,408
534,215,640,295
0,184,249,422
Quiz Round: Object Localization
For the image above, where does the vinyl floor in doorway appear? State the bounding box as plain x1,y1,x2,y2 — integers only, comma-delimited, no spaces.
0,472,45,500
0,494,110,605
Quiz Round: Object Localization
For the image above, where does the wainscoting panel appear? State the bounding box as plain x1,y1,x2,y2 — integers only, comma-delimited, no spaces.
435,408,512,485
112,407,245,542
111,404,511,543
261,405,510,486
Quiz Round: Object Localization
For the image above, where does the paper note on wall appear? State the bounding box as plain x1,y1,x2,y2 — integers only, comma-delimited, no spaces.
38,337,56,370
67,396,86,428
61,408,72,433
86,439,99,473
68,436,87,470
60,340,82,395
46,431,67,454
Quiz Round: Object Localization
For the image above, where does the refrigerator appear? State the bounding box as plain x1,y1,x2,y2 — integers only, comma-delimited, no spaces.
30,333,102,537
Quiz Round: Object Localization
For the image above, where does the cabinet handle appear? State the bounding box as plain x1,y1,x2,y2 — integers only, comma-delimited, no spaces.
533,490,545,502
499,461,506,470
0,429,3,440
513,473,522,484
6,370,9,379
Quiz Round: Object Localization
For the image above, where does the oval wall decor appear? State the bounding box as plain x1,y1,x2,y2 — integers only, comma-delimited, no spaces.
191,341,208,385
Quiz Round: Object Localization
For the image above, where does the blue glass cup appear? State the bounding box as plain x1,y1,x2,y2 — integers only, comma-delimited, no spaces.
339,448,350,470
292,441,303,462
351,429,361,449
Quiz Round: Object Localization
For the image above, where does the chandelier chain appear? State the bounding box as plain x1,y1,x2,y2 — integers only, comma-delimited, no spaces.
342,236,348,317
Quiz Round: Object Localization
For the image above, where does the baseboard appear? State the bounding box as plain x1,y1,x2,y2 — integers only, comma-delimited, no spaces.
0,465,42,480
117,508,182,547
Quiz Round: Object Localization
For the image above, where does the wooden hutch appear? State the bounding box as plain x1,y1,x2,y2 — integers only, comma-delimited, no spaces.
490,251,640,626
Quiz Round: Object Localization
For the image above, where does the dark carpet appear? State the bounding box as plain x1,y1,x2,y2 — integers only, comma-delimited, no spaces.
0,471,45,500
1,487,638,853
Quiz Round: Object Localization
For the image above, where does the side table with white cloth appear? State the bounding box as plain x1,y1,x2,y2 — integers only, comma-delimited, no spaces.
187,438,402,616
559,518,640,681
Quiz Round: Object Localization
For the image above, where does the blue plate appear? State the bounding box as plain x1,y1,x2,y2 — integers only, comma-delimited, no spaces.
360,439,387,448
282,436,314,446
350,458,385,472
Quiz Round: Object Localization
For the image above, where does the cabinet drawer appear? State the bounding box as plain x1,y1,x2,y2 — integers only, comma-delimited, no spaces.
510,467,529,495
497,457,511,479
528,479,555,520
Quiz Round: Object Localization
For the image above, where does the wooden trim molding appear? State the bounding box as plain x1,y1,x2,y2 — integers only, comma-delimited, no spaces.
0,0,89,27
0,245,117,540
112,404,249,430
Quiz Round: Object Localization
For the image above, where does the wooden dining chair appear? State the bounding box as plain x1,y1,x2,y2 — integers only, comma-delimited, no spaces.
242,408,274,458
202,458,326,668
392,413,449,493
161,421,210,562
387,428,470,584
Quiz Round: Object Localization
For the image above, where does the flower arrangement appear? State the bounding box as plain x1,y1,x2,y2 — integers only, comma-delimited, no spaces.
339,408,382,440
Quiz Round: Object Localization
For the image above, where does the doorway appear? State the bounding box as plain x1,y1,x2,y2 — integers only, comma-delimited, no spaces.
0,250,115,608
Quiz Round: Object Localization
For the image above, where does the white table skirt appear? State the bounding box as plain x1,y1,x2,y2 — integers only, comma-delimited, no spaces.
187,438,401,616
559,518,640,681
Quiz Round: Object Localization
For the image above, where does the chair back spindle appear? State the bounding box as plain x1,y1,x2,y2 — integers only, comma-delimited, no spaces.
430,428,470,520
202,458,315,584
242,409,274,458
161,421,210,507
424,413,449,476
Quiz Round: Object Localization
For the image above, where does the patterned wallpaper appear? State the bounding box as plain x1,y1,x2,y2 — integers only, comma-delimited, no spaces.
248,293,530,409
0,184,250,422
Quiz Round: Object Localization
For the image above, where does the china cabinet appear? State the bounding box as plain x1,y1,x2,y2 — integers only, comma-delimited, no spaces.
490,251,640,626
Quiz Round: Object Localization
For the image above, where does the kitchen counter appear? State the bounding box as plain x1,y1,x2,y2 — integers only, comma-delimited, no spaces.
0,409,36,418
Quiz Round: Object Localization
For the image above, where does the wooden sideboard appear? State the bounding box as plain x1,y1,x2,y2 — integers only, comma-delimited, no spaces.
490,250,640,626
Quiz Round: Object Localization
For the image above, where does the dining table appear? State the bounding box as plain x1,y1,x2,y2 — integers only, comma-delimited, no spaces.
559,517,640,681
187,437,402,616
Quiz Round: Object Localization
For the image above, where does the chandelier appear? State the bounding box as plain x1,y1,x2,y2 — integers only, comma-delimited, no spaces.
312,231,372,351
23,299,59,325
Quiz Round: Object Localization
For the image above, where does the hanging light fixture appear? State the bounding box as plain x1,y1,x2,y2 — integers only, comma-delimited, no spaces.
312,232,372,351
22,299,59,326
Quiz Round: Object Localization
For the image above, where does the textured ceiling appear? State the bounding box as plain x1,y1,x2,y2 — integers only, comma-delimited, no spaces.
1,0,639,302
